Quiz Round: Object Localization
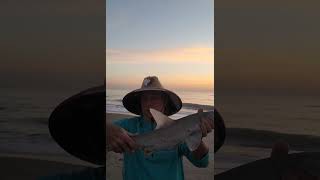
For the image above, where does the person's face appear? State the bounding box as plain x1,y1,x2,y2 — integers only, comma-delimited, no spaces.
140,91,166,120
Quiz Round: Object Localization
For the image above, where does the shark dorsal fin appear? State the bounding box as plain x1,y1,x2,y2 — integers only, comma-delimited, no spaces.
150,108,175,130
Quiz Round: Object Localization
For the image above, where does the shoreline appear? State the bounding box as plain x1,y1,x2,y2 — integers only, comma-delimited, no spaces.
2,113,314,178
0,153,92,180
0,152,97,167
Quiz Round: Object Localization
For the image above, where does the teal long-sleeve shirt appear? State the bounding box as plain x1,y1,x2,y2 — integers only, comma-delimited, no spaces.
113,116,209,180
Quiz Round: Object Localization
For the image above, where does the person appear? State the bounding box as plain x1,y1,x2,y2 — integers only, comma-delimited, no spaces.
40,77,225,180
108,76,214,180
270,142,318,180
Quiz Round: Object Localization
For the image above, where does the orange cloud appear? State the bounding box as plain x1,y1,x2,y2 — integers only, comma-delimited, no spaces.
107,74,213,92
106,47,214,64
162,74,213,91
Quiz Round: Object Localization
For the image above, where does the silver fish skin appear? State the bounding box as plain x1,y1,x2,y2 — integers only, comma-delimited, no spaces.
132,110,214,152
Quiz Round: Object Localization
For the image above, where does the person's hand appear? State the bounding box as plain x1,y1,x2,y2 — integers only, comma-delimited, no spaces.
198,109,214,138
106,123,138,153
270,142,317,180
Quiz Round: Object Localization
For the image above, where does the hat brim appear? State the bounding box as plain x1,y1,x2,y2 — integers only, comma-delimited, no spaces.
49,86,105,165
214,108,226,153
122,88,182,116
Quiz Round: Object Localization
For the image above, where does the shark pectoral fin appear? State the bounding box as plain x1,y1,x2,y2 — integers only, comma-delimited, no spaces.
185,131,202,151
150,108,175,130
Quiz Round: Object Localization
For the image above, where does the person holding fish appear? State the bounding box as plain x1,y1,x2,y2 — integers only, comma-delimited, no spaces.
108,76,214,180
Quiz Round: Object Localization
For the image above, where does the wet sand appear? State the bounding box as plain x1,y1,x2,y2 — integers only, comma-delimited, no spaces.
0,153,96,180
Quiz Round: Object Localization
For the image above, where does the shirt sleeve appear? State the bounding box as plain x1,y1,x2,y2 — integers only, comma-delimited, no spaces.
178,142,209,168
112,117,140,133
112,118,130,131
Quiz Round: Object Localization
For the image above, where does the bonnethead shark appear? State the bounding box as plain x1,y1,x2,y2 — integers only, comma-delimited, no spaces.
130,108,214,154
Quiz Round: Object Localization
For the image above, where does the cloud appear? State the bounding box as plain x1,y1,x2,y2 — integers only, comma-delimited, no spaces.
106,47,214,64
107,73,213,92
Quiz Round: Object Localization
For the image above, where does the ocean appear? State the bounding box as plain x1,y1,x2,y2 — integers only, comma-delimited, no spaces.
215,94,320,173
2,87,320,162
0,88,214,155
106,88,214,119
218,94,320,136
0,88,72,155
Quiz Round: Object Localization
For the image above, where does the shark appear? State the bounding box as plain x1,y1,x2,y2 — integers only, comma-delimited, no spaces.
131,108,214,154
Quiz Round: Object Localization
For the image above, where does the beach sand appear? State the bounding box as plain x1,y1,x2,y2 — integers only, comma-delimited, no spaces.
0,113,280,179
0,112,213,180
108,113,320,178
214,144,272,174
214,127,320,175
106,113,214,180
0,153,97,180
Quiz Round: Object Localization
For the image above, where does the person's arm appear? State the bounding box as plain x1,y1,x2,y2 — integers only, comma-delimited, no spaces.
192,141,209,160
178,142,209,168
191,109,214,159
179,109,213,168
106,120,137,153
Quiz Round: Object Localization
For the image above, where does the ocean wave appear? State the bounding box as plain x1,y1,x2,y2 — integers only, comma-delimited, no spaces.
106,104,128,114
227,128,320,151
106,99,122,102
107,101,214,111
105,102,214,118
182,103,214,111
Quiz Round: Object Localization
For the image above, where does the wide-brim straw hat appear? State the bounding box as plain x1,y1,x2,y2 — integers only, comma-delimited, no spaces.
214,108,226,153
123,76,182,116
48,85,106,165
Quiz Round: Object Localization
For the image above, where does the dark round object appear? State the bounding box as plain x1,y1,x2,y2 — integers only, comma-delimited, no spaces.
49,86,106,165
214,108,226,153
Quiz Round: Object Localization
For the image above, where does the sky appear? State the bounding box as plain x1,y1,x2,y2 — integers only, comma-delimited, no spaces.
106,0,214,92
215,0,320,95
0,1,106,161
0,0,105,91
3,0,318,95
